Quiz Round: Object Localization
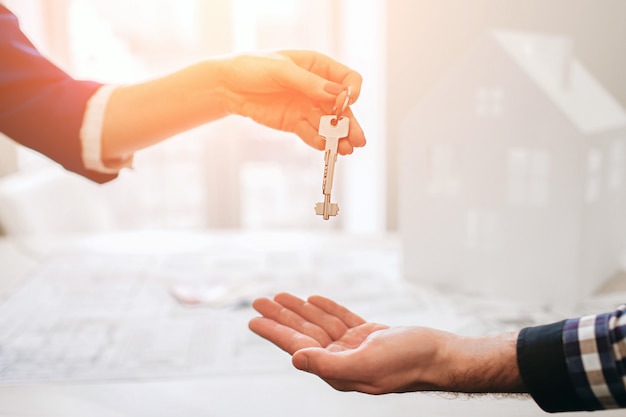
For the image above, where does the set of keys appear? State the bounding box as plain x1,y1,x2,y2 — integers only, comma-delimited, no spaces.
314,87,351,220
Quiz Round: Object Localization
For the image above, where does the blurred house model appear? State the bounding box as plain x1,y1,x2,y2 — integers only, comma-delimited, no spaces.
399,30,626,307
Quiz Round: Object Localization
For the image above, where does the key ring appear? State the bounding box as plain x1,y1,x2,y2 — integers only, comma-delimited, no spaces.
332,86,352,125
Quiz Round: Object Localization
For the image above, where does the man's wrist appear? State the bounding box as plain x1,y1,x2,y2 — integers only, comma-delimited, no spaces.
446,332,526,393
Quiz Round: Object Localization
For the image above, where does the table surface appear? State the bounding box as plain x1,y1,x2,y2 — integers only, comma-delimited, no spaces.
0,230,624,417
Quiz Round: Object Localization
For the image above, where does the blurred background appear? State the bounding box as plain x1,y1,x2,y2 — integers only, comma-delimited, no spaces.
1,0,626,306
0,0,386,233
2,2,626,415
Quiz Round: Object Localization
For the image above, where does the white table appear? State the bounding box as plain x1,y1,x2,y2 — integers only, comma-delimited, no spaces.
0,230,622,417
0,238,41,298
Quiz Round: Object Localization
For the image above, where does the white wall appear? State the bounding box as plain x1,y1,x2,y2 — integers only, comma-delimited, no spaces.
386,0,626,230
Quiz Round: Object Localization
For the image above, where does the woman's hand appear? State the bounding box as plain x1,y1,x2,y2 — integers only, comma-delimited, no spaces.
103,50,365,162
220,50,366,155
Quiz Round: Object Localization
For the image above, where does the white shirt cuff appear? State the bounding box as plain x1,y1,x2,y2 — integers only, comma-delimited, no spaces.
80,85,133,174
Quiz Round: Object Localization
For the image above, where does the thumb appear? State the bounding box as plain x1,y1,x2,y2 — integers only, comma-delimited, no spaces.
292,348,346,379
292,347,323,372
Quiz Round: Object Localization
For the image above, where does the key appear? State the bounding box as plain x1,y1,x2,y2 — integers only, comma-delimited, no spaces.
315,115,349,220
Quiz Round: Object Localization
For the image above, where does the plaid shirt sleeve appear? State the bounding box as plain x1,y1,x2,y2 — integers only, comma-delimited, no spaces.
563,304,626,410
517,304,626,413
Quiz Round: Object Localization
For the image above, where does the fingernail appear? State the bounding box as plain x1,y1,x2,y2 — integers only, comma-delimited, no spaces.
324,82,345,95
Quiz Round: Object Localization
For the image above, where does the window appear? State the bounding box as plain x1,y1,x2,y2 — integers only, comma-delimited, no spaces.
585,148,603,203
474,86,504,117
8,0,387,233
608,138,625,191
506,147,551,207
426,144,460,197
466,210,500,252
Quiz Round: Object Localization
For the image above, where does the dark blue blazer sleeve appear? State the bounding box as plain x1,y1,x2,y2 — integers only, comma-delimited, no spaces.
0,6,117,183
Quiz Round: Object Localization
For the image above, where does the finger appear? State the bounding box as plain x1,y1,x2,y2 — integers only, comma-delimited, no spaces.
280,50,363,102
294,117,357,156
293,117,325,151
336,107,366,152
293,348,387,394
307,295,366,328
239,95,326,153
314,102,366,152
249,317,321,355
274,57,346,104
333,88,354,118
274,293,350,341
288,103,335,153
298,114,365,156
252,297,333,346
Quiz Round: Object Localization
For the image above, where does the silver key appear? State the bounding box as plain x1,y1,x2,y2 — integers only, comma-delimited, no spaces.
315,115,349,220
